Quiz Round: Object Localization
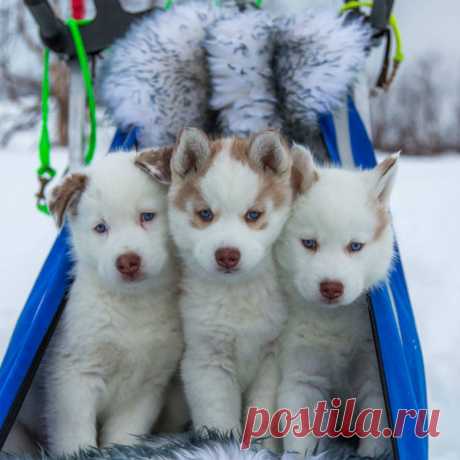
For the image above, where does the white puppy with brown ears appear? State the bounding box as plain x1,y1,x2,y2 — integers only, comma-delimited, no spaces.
276,147,398,457
19,152,183,455
164,128,293,438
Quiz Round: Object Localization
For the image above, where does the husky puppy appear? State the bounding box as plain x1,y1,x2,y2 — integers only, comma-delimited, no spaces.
165,128,293,437
19,152,183,455
276,147,398,457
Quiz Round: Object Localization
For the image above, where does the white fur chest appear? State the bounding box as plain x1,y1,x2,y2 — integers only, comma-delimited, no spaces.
181,262,286,391
47,276,183,404
282,287,374,388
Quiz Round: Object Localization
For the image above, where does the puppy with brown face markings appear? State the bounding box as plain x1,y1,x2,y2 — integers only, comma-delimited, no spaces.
17,152,183,456
160,128,293,440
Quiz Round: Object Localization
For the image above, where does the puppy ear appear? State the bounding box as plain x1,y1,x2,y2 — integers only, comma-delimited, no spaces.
248,130,290,176
135,146,173,185
372,152,399,205
172,128,211,178
290,144,318,197
49,173,87,228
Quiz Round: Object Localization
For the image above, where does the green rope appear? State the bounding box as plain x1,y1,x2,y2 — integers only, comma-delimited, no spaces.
254,0,264,8
67,18,97,165
36,47,55,215
164,0,174,10
37,18,97,215
38,49,54,179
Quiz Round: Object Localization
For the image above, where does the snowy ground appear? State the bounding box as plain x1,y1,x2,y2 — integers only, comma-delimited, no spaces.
0,130,458,459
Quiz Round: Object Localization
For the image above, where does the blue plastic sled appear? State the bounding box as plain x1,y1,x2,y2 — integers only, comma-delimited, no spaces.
0,102,428,460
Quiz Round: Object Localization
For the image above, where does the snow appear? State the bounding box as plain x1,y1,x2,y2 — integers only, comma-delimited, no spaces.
390,154,460,460
0,131,458,458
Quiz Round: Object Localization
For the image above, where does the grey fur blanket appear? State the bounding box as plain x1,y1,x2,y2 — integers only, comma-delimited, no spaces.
1,433,392,460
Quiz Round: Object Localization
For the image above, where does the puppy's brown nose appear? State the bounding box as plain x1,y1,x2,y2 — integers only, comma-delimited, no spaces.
320,280,344,301
116,252,141,277
215,247,241,270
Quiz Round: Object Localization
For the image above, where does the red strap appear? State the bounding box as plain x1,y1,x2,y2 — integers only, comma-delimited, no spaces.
71,0,85,20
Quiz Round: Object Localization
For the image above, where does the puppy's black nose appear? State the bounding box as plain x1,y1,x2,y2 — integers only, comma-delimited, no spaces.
116,252,141,277
320,280,344,301
215,247,241,270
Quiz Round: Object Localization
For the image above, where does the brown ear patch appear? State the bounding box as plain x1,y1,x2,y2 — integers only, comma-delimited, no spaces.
229,137,249,164
290,144,318,198
49,174,87,227
172,128,213,178
173,178,205,212
290,163,318,197
247,130,290,176
191,138,222,178
255,174,291,209
135,146,173,185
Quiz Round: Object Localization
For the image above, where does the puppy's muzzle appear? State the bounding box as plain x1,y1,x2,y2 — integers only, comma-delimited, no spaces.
320,280,344,302
215,247,241,272
116,252,142,280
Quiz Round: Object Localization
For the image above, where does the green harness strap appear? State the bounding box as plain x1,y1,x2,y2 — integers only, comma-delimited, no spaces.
37,18,97,215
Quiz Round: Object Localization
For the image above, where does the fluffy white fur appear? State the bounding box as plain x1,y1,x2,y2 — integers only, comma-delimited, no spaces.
18,154,183,455
275,148,398,457
205,11,282,136
101,6,370,146
275,10,371,139
167,129,292,441
1,432,393,460
100,2,228,148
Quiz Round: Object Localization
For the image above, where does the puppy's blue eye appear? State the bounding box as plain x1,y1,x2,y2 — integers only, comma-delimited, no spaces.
140,212,156,223
94,223,108,234
245,210,263,222
197,209,214,222
348,241,365,253
301,239,318,251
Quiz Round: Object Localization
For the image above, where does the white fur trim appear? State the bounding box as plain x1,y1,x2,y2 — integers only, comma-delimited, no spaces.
205,11,282,136
275,10,371,130
101,7,370,145
100,2,228,148
3,432,391,459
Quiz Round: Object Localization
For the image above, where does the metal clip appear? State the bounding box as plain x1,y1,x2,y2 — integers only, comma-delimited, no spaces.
36,175,52,213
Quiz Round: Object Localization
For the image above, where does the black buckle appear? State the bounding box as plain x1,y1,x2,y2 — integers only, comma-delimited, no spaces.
370,0,394,32
24,0,156,59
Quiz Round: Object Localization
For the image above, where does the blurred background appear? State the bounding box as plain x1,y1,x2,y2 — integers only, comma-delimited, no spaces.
0,1,458,459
